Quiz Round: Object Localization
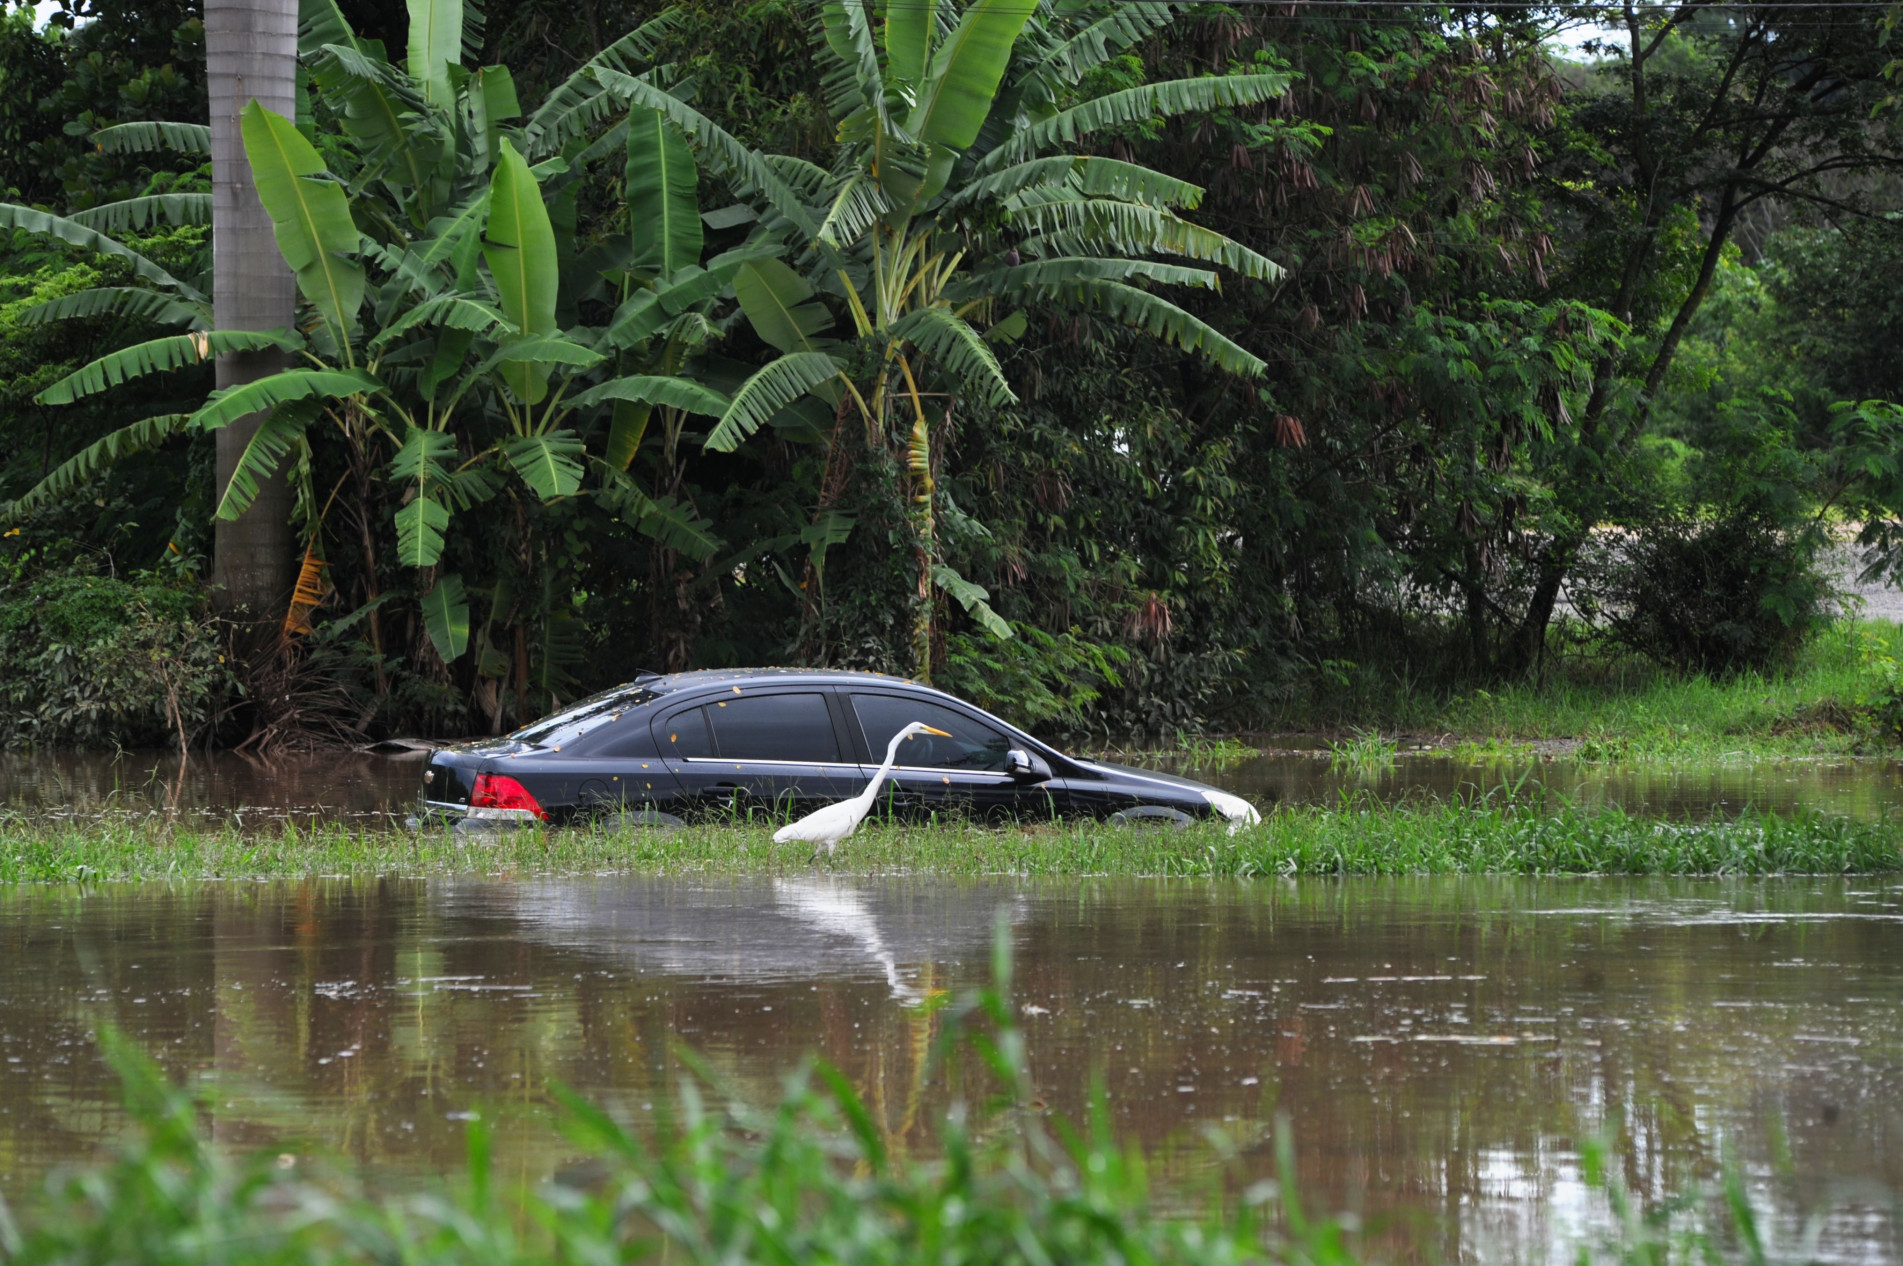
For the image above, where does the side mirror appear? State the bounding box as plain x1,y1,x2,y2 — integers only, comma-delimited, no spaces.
1005,748,1052,781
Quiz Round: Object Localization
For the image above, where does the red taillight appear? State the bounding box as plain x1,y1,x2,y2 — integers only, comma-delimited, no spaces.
469,773,547,820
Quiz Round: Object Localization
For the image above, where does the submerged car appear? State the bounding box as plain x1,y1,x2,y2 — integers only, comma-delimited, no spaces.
417,668,1260,830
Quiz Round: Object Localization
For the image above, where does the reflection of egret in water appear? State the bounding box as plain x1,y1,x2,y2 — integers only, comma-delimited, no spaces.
454,876,1028,999
772,876,923,1003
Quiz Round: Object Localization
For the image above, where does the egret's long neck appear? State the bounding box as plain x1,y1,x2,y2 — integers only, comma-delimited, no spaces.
851,729,912,813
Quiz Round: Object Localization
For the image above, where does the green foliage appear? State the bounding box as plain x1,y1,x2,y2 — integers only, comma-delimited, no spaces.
0,7,64,201
1272,618,1897,761
1326,729,1398,777
6,3,761,733
601,0,1291,679
0,563,224,749
36,329,297,406
240,102,365,349
1851,628,1903,739
420,571,470,662
5,0,1903,747
1762,223,1903,412
1580,514,1833,676
0,0,207,209
1576,393,1837,675
0,218,212,567
939,621,1127,736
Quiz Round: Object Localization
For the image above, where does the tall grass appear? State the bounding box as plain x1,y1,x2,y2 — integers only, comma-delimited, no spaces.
0,803,1896,882
1268,618,1891,760
1326,729,1399,776
0,929,1871,1265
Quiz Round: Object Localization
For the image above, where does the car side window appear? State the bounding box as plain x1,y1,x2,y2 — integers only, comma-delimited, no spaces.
707,692,840,762
660,707,713,758
850,695,1011,772
592,714,660,758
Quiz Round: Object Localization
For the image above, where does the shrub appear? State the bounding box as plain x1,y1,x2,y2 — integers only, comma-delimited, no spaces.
1577,513,1834,675
939,624,1129,742
1576,394,1836,676
1851,627,1903,738
0,565,225,748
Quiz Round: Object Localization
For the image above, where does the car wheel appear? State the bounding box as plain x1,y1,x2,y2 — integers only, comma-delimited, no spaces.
600,808,685,831
1107,805,1193,830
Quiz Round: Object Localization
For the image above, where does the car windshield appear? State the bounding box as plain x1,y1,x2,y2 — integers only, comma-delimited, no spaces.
509,686,661,748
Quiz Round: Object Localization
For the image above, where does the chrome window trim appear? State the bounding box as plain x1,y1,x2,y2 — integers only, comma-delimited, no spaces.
678,757,865,771
889,766,1011,778
675,756,1008,777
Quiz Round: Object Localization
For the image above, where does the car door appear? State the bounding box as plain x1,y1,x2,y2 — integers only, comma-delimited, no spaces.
572,710,685,817
652,701,722,813
656,690,860,820
846,692,1064,822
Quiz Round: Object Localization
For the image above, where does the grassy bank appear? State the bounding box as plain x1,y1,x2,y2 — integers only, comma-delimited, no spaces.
2,804,1896,882
1259,618,1902,762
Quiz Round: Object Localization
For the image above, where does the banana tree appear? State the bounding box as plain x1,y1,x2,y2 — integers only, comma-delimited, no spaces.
8,0,743,719
212,0,734,685
596,0,1288,680
0,124,219,519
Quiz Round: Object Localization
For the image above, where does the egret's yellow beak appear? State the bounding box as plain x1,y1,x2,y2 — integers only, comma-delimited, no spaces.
921,725,953,736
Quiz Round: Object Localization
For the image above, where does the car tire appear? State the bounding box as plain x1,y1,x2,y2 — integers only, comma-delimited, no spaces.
600,808,685,831
1107,805,1193,830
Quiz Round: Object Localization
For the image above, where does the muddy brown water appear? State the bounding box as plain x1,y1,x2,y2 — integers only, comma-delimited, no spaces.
0,875,1897,1262
6,746,1903,823
4,749,1901,1259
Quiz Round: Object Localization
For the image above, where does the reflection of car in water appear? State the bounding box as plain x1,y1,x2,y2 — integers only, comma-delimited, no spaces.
417,668,1260,830
446,876,1027,1001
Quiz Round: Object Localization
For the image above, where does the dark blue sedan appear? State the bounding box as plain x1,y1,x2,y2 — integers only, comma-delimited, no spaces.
418,668,1260,831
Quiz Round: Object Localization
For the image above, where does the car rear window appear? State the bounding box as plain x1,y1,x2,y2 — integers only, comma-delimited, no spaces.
850,695,1010,772
707,692,839,762
509,687,660,748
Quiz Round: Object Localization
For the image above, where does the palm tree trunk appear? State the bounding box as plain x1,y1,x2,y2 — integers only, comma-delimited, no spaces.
205,0,298,619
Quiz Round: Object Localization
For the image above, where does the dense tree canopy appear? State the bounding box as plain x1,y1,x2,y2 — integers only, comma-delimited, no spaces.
3,0,1902,746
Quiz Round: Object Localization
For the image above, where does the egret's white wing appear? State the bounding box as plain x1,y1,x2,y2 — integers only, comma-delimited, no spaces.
773,798,866,845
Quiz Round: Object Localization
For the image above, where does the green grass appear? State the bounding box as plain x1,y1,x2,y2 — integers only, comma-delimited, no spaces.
1090,735,1262,768
1325,728,1399,776
1,803,1895,882
1266,619,1896,762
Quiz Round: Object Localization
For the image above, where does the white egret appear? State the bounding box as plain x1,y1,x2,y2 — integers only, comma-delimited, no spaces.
775,722,952,861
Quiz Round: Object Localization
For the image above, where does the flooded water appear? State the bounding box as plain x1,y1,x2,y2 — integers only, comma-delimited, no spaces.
6,745,1903,826
0,748,425,827
1170,749,1903,820
0,875,1897,1262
